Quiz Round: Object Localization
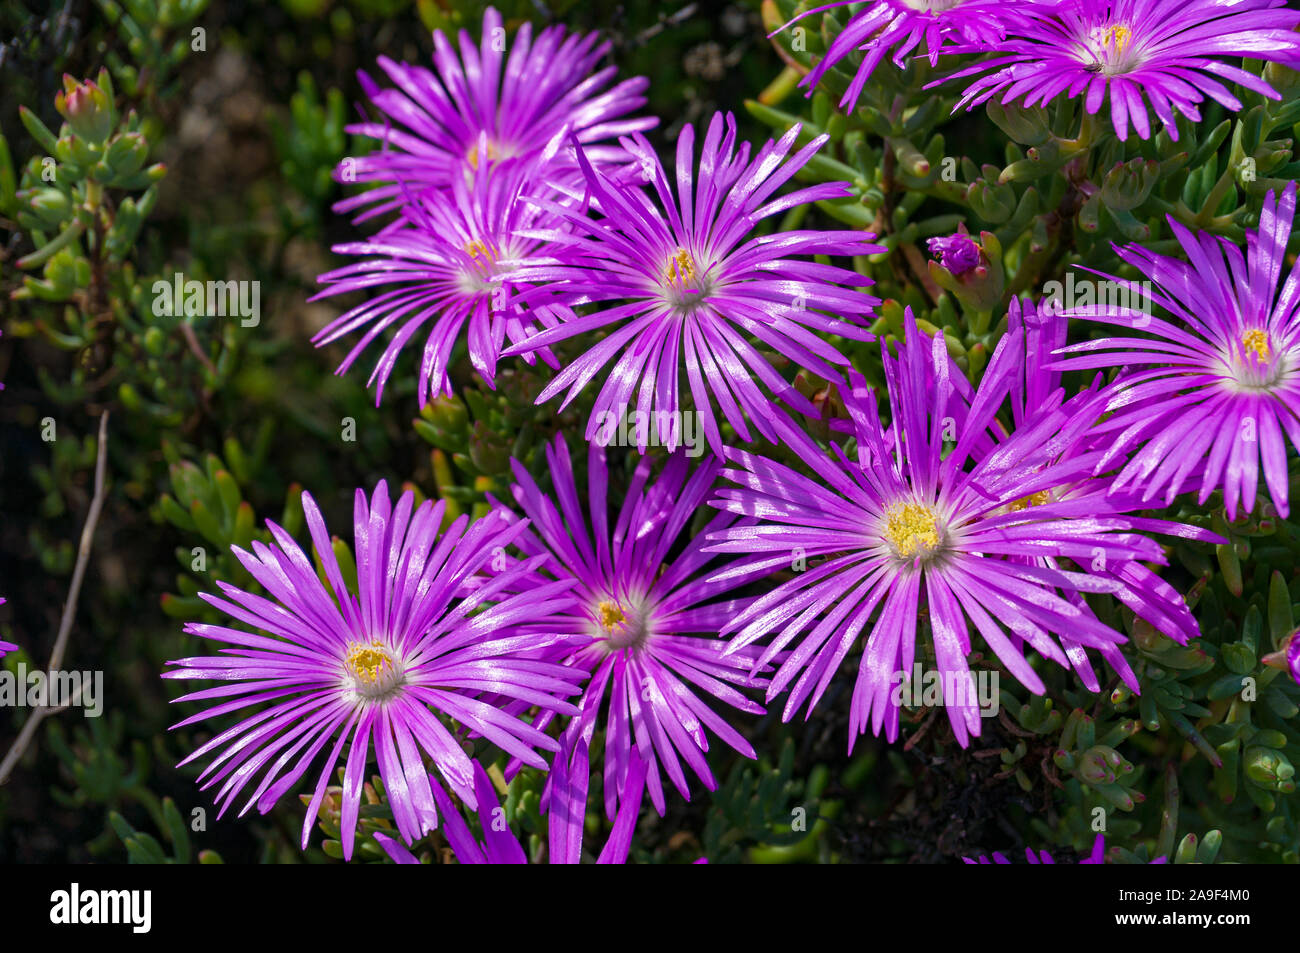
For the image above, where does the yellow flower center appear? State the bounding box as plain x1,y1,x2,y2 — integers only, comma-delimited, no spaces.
665,248,696,285
346,642,389,682
1007,490,1052,512
466,140,499,170
1099,24,1131,55
597,600,627,632
883,503,943,560
1242,329,1271,362
464,239,493,263
1086,22,1138,73
344,640,403,698
594,598,649,650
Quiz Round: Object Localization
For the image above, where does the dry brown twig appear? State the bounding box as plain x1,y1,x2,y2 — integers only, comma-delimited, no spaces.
0,410,110,785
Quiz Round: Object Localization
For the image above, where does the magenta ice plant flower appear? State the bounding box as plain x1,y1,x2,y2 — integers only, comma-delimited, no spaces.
0,599,12,659
164,481,584,860
503,111,883,458
948,0,1300,141
706,310,1217,748
1263,631,1300,687
336,6,653,223
927,232,981,275
955,298,1200,693
376,744,648,864
964,834,1167,864
312,156,571,405
775,1,1026,113
492,433,774,817
1052,182,1300,520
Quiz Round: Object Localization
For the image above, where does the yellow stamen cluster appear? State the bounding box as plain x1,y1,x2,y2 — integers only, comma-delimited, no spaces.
1242,329,1271,362
883,503,941,559
595,598,648,651
1099,24,1132,56
597,600,627,632
1007,490,1052,512
665,248,696,284
464,239,493,262
345,640,391,685
466,141,499,170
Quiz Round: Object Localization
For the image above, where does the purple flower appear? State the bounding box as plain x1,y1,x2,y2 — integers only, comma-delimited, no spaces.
336,6,654,223
958,298,1200,693
376,744,647,864
1263,631,1300,687
312,157,570,405
927,232,981,275
164,481,584,860
706,310,1217,748
493,434,774,817
963,843,1066,864
948,0,1300,141
503,111,883,458
964,834,1167,864
775,1,1024,113
0,599,13,659
373,833,421,863
1052,182,1300,520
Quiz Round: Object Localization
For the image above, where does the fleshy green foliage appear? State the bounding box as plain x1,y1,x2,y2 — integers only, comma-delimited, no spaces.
726,0,1300,864
2,0,1299,865
756,0,1300,383
703,738,836,864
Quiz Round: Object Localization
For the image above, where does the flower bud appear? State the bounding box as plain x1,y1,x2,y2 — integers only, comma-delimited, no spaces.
55,74,115,145
927,232,1003,314
1076,756,1109,786
925,232,980,276
1244,746,1295,790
